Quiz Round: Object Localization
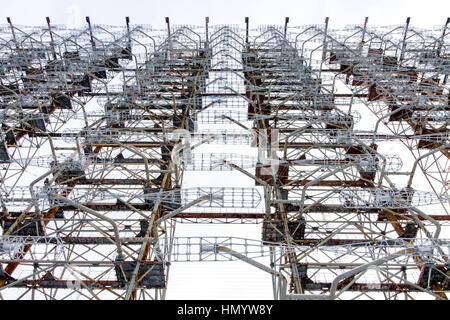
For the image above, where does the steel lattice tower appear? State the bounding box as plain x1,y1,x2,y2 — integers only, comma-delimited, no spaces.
0,16,449,300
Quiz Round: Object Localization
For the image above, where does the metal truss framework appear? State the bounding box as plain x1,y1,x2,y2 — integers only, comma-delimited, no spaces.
0,16,449,300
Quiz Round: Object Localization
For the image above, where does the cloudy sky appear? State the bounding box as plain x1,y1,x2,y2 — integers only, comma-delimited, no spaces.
2,0,449,29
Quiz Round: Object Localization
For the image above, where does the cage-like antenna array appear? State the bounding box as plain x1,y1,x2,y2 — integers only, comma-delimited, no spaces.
0,16,449,300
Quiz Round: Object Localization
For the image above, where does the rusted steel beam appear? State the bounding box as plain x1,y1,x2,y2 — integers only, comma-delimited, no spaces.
5,279,164,289
279,142,348,149
305,282,429,292
5,204,382,216
76,178,146,185
285,179,373,187
56,237,374,246
71,178,371,188
90,142,167,148
377,213,450,221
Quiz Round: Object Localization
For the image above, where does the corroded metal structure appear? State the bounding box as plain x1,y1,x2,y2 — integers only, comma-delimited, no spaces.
0,16,449,300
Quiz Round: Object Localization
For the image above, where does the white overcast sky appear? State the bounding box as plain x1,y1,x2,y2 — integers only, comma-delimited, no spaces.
2,0,449,300
2,0,449,29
